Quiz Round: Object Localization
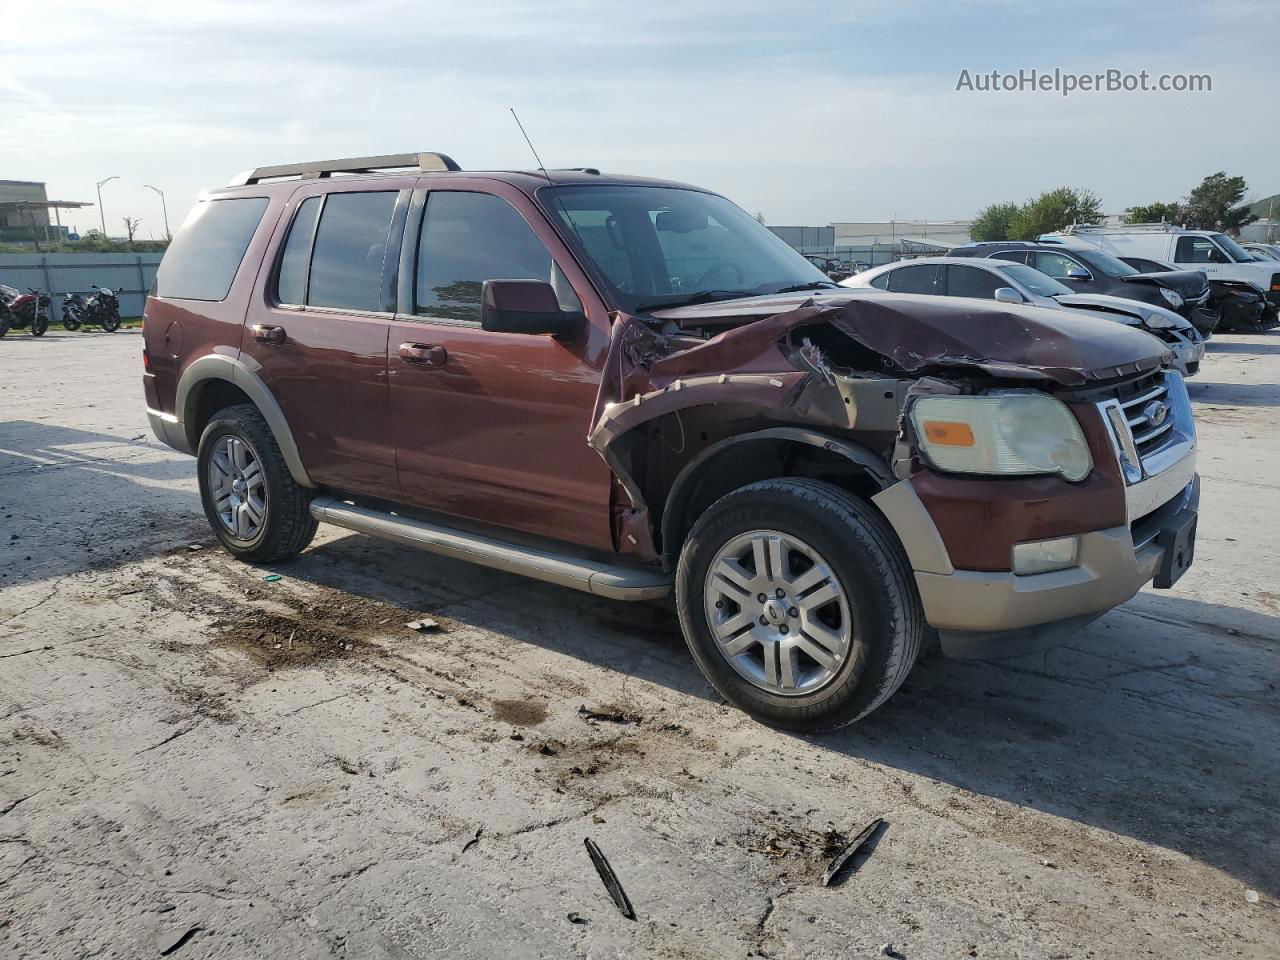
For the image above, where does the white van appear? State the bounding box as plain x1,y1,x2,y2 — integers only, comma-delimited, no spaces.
1039,224,1280,312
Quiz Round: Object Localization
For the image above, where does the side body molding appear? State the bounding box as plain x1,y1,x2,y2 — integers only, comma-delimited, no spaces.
176,354,315,488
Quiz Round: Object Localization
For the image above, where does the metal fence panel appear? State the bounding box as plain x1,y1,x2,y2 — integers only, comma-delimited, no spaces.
0,252,163,321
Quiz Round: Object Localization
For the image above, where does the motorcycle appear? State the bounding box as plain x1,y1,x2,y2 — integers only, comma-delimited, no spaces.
0,284,51,337
63,285,122,332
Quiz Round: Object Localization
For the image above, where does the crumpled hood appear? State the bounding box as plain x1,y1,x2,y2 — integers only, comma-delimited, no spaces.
650,290,1169,386
1122,268,1209,300
1052,292,1191,330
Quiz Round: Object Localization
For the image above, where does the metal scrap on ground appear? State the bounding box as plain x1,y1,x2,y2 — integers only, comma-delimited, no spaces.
405,619,439,632
822,817,884,887
577,704,640,724
584,837,636,920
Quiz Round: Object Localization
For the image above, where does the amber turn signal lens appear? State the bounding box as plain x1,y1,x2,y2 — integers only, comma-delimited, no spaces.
921,420,975,446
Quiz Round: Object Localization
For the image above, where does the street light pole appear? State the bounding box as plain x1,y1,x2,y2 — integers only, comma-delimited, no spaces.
95,176,119,236
144,184,170,240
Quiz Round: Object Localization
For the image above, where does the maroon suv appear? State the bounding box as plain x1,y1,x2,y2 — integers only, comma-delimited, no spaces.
143,152,1198,731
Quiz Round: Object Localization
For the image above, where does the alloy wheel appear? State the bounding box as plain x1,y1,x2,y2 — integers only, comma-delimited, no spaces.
208,436,267,541
703,529,852,695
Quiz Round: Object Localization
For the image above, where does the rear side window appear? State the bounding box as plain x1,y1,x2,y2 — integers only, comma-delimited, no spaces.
1033,252,1085,279
416,191,581,323
945,265,1002,299
275,197,321,305
990,250,1031,266
306,191,398,311
886,264,938,294
154,197,268,301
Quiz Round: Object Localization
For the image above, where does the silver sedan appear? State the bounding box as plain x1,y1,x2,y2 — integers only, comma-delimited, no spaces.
841,256,1205,376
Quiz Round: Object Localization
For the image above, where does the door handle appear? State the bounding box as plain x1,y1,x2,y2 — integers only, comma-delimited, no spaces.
398,342,447,366
251,324,287,344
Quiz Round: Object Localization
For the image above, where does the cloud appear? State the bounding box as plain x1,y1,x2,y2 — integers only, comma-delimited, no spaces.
4,0,1276,233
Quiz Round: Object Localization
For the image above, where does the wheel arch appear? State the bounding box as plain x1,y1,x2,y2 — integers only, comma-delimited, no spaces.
658,427,895,571
177,354,314,488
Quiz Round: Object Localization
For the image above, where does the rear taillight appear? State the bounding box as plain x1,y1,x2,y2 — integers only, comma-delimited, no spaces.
1270,273,1280,292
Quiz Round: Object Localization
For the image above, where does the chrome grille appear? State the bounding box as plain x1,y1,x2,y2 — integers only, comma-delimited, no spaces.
1120,378,1176,459
1095,370,1195,489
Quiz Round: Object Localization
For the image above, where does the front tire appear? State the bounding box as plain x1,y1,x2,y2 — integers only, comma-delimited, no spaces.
31,312,48,337
101,310,121,333
675,478,923,731
197,404,317,563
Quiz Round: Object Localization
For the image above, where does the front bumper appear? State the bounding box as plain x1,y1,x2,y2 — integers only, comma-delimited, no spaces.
873,370,1198,658
1166,336,1205,376
876,474,1197,658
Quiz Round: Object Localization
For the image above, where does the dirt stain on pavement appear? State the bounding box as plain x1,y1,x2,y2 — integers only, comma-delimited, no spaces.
210,593,408,670
493,699,548,726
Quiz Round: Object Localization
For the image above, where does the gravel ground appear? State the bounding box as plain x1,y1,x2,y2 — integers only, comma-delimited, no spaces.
2,329,1278,959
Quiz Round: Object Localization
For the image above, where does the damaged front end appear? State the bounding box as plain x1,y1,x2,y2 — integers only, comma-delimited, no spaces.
588,292,1170,567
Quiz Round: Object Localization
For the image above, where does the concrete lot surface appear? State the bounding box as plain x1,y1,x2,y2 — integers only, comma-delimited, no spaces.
2,330,1278,959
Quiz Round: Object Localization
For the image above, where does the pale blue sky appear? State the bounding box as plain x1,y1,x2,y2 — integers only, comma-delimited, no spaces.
4,0,1276,237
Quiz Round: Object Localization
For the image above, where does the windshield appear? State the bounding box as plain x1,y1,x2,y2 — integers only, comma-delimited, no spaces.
1212,233,1255,264
996,262,1073,297
1078,249,1139,277
544,185,832,312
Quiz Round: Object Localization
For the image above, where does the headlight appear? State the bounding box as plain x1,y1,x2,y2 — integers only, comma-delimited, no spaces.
1159,287,1184,309
1139,305,1182,329
910,392,1092,482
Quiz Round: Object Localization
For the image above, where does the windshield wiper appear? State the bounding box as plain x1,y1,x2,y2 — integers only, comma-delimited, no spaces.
635,289,755,313
773,281,842,294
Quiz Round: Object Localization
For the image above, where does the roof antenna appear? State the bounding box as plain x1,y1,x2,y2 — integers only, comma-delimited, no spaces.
510,108,554,184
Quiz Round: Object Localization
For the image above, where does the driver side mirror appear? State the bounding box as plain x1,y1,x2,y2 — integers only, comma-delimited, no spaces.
481,279,581,338
1065,267,1091,281
994,287,1023,304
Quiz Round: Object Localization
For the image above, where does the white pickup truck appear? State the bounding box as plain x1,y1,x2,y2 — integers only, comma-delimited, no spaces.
1039,224,1280,319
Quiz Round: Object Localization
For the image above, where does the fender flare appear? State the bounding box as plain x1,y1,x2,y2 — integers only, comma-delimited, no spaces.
659,426,894,565
177,354,315,488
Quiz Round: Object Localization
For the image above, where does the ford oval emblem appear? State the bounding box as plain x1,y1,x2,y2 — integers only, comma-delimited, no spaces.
1143,399,1170,427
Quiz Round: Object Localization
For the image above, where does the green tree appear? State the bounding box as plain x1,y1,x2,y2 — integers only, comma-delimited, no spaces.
1124,201,1183,225
970,201,1021,242
1008,187,1103,240
1182,172,1256,232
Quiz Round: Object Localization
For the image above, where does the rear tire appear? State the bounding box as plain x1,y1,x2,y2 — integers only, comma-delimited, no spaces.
197,404,317,563
675,478,923,731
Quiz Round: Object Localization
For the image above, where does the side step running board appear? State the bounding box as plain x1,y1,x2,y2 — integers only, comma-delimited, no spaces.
309,496,671,601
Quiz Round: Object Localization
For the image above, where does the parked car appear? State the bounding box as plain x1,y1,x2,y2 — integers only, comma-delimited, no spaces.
1241,241,1280,261
1119,256,1272,333
804,256,856,283
1038,224,1280,323
143,152,1199,731
841,256,1205,376
949,240,1217,336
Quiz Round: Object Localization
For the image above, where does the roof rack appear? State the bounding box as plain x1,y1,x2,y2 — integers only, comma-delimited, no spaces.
1060,222,1183,235
228,152,461,186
